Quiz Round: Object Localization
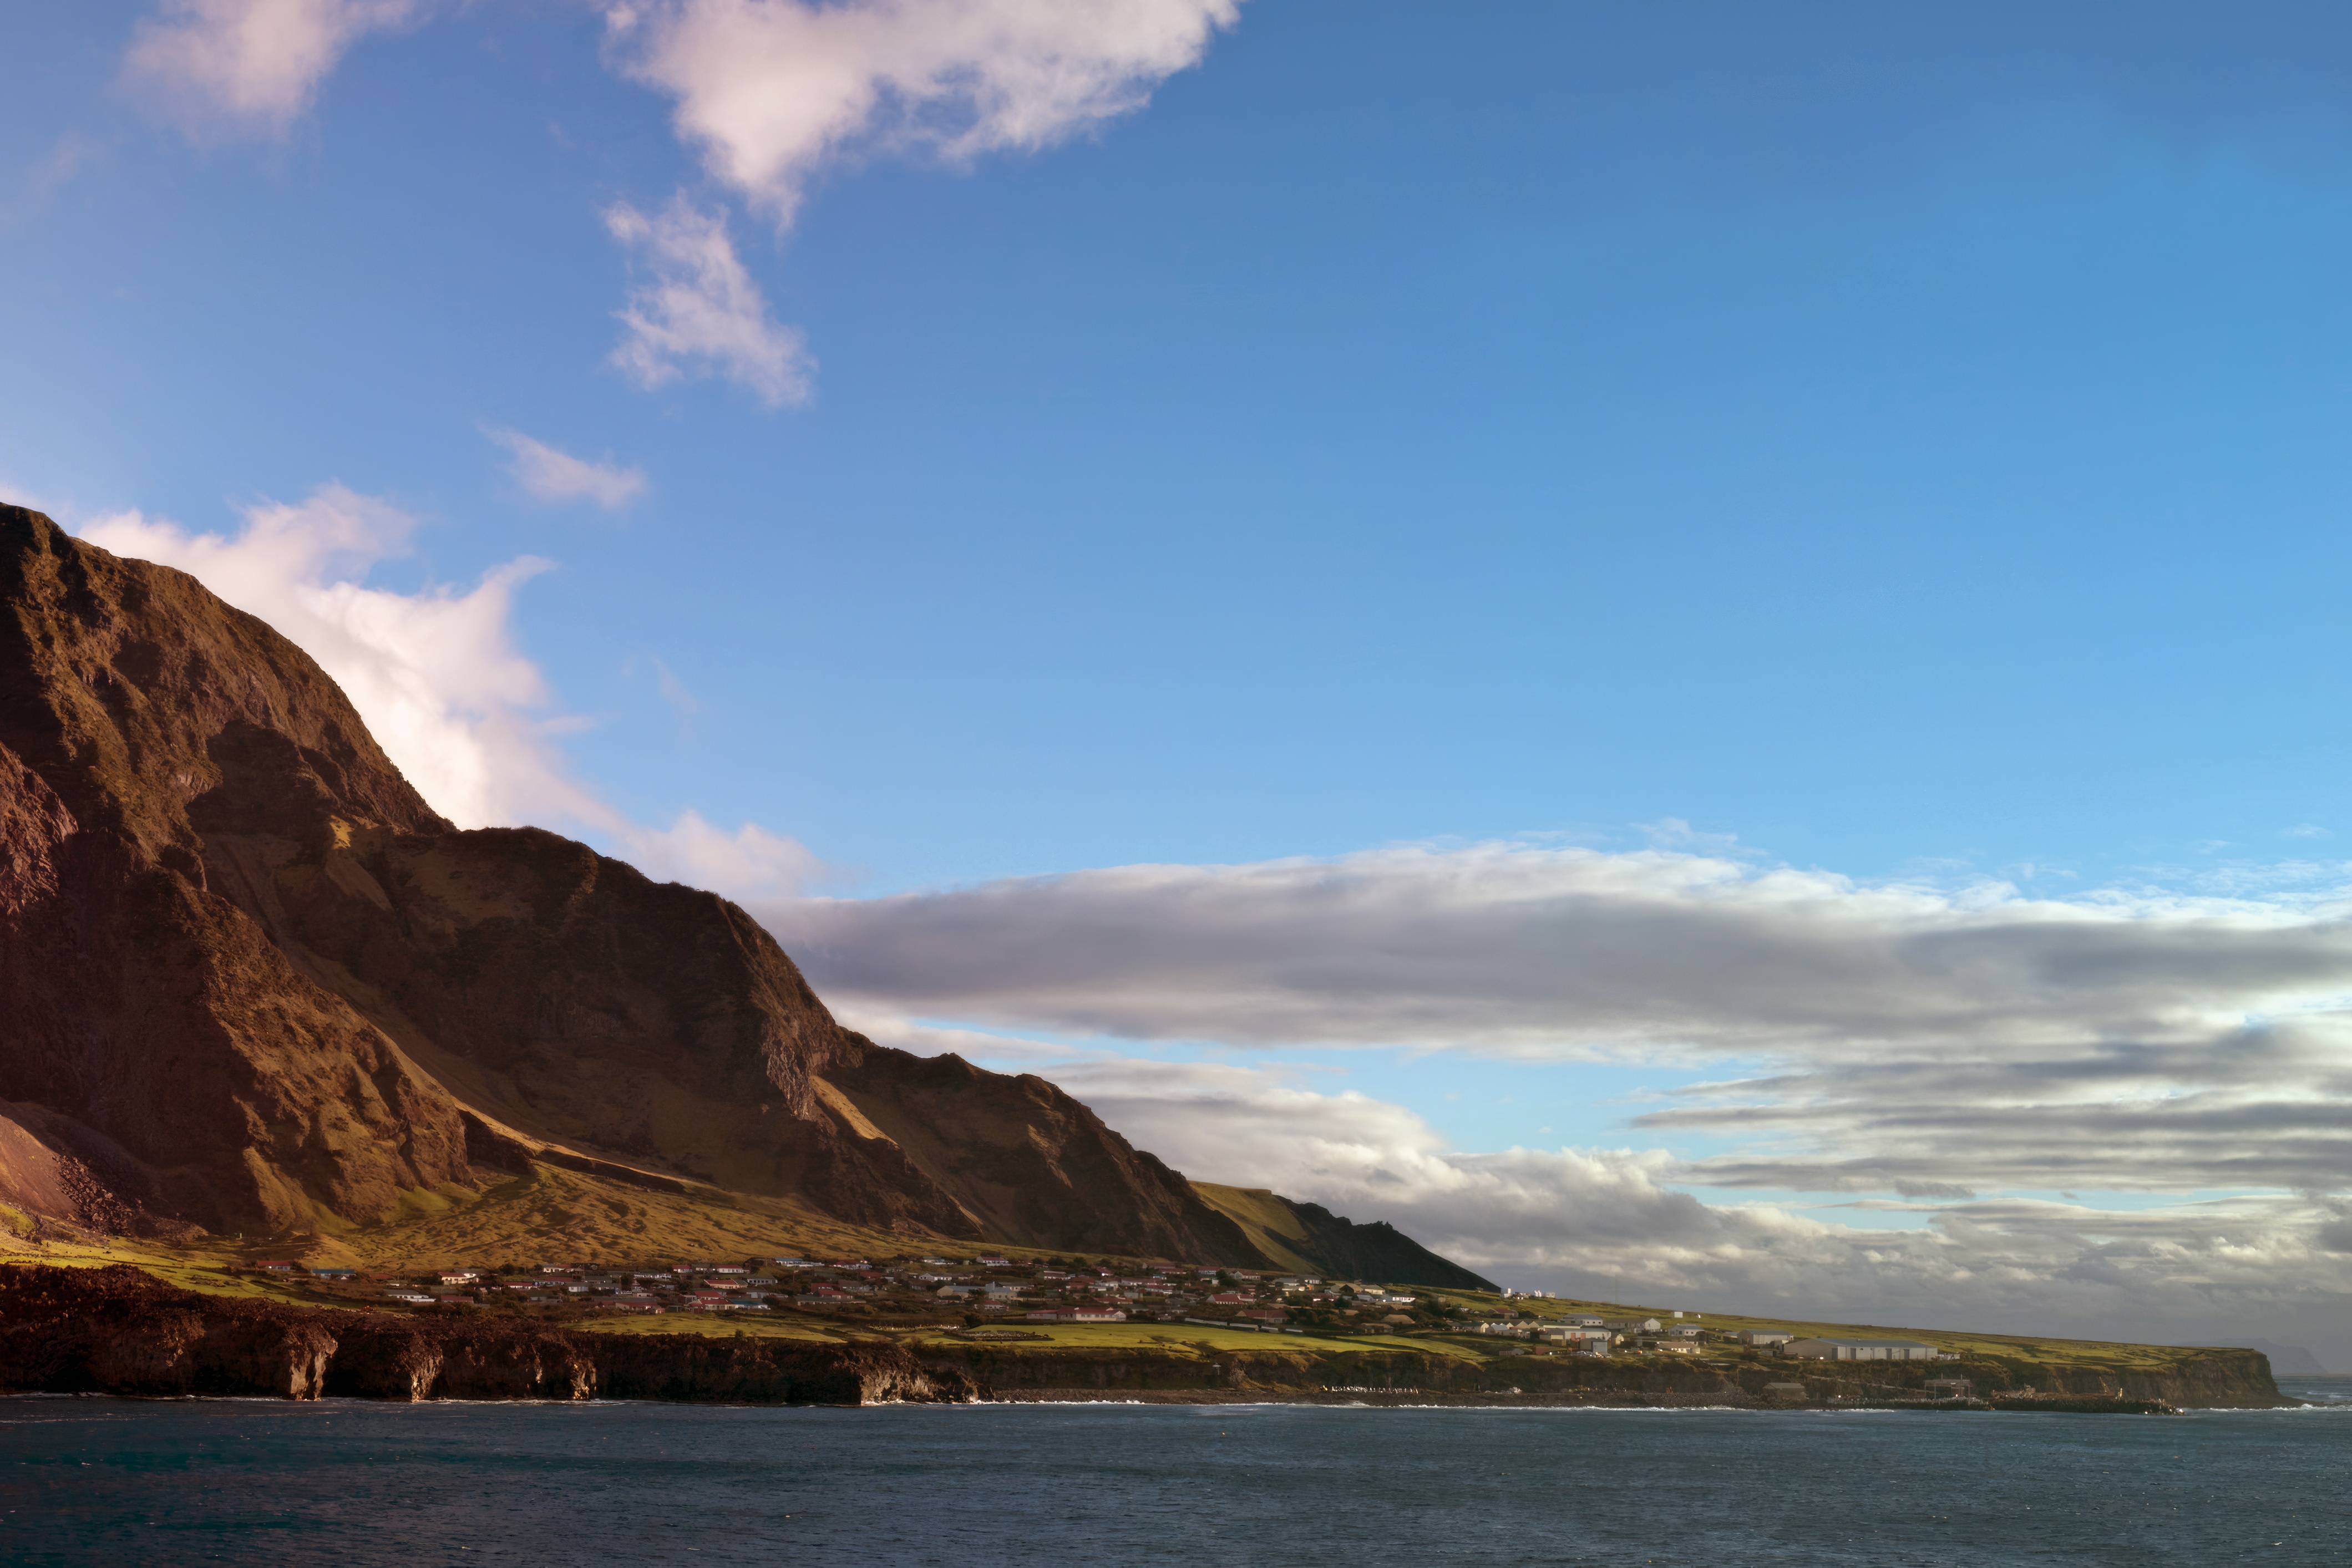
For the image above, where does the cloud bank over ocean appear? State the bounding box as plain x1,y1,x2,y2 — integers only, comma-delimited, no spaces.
764,844,2352,1190
781,849,2352,1356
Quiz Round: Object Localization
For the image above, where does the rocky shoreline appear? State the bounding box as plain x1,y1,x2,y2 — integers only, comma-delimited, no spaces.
0,1266,975,1406
0,1266,2289,1413
985,1388,2188,1413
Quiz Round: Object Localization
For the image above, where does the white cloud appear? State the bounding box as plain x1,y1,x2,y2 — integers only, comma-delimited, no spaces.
597,0,1238,405
611,0,1240,221
123,0,1237,405
123,0,1238,196
124,0,424,136
484,427,648,510
75,488,820,899
80,485,578,829
605,196,815,407
624,808,822,901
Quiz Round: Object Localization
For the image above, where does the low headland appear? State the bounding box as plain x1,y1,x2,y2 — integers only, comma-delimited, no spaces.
0,1217,2291,1412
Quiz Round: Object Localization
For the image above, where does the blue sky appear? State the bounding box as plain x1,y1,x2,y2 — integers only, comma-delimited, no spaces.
8,1,2352,1359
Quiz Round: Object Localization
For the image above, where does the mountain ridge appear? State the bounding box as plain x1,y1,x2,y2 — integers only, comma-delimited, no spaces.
0,504,1484,1288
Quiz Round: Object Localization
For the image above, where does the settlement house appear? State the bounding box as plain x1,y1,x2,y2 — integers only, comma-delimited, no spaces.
1779,1337,1939,1361
1735,1329,1793,1347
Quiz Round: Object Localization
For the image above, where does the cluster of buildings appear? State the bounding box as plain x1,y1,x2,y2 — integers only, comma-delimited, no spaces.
267,1256,1955,1366
1460,1308,1951,1363
327,1255,1426,1329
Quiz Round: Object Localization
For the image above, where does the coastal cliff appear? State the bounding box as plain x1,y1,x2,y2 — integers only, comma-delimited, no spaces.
0,1265,2291,1410
919,1339,2288,1409
0,1265,974,1404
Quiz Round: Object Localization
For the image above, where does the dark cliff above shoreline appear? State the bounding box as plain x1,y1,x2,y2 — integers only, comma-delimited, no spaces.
0,1263,972,1405
0,1263,2292,1412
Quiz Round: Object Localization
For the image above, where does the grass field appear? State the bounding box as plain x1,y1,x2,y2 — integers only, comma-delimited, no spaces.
1188,1184,1321,1275
1434,1291,2243,1374
3,1161,1079,1277
574,1315,848,1343
891,1323,1479,1358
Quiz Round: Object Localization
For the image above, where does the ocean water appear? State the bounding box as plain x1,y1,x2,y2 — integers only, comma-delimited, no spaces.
3,1379,2348,1565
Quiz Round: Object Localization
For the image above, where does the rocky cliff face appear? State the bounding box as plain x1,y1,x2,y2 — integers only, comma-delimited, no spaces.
0,508,478,1235
0,505,1283,1264
0,1264,972,1404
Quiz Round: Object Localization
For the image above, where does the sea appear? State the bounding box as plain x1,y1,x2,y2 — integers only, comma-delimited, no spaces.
3,1377,2347,1565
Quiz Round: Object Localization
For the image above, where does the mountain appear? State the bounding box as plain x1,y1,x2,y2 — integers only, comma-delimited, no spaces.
0,505,1481,1286
1191,1184,1498,1292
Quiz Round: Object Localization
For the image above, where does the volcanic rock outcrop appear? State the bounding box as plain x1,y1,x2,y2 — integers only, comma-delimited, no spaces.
0,1264,973,1403
0,505,1473,1280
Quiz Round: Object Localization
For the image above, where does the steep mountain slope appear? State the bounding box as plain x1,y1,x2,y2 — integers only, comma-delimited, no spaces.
0,505,1482,1281
0,509,477,1235
1192,1183,1498,1291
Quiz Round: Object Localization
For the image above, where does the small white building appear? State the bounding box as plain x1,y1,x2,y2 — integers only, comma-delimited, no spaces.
1603,1317,1662,1334
1780,1337,1939,1362
1736,1329,1793,1347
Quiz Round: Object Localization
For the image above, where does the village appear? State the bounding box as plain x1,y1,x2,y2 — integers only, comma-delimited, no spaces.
239,1254,1959,1370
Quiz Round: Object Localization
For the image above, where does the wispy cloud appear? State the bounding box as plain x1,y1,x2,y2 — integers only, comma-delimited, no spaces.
484,426,648,510
123,0,425,136
75,489,819,898
649,657,704,716
609,0,1241,221
605,196,814,407
760,843,2352,1201
762,846,2352,1056
14,133,108,218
